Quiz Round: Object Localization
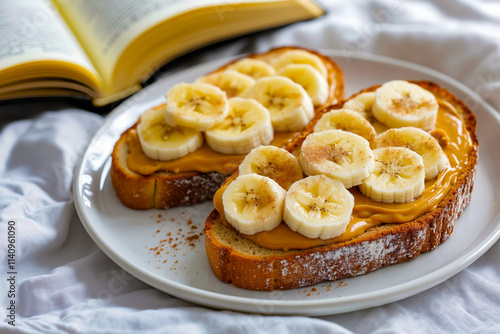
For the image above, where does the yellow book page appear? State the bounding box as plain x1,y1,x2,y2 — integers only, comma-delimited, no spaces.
0,0,103,93
0,78,99,97
53,0,321,95
112,1,324,94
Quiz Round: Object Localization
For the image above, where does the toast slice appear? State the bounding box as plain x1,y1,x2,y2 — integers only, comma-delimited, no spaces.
111,127,229,209
111,47,344,209
204,81,478,290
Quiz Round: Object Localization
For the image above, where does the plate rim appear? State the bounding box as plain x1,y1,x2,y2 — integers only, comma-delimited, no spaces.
73,50,500,316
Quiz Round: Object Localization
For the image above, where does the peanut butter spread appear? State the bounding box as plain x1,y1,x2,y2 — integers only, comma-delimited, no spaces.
213,99,474,251
126,126,300,176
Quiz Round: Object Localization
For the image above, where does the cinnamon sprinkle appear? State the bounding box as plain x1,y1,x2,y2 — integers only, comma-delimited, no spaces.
147,215,204,271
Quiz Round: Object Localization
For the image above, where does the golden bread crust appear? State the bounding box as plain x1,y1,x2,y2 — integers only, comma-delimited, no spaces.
110,46,344,209
203,81,478,290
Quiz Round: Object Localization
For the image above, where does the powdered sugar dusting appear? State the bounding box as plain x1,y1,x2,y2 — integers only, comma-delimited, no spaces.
278,234,407,286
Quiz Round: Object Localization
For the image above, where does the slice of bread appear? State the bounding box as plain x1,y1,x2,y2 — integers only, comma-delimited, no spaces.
111,127,229,209
204,81,478,290
110,47,344,209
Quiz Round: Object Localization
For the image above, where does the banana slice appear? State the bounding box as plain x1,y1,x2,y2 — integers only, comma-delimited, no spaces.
196,70,255,98
271,49,328,78
165,82,229,131
205,97,273,155
226,58,275,79
359,147,425,204
313,108,377,148
247,76,314,132
343,92,376,122
239,146,303,190
137,107,203,161
300,130,375,188
277,64,329,106
222,174,286,235
283,175,354,240
373,80,439,131
376,127,449,180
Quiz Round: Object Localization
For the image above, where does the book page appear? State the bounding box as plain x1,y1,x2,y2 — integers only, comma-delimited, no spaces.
0,0,100,83
54,0,294,86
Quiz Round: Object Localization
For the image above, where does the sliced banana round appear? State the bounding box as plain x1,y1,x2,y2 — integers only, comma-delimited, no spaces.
271,49,328,78
247,76,314,132
300,130,375,188
226,58,275,79
313,108,377,148
277,64,329,106
343,92,376,122
359,147,425,204
283,175,354,240
137,107,203,161
196,70,255,98
376,127,449,180
165,82,228,131
239,146,303,190
222,174,286,235
372,80,439,131
205,97,273,155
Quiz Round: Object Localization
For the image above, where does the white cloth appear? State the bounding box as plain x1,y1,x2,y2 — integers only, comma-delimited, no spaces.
1,0,500,333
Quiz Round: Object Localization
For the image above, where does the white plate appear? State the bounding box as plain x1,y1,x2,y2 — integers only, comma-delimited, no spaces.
74,50,500,316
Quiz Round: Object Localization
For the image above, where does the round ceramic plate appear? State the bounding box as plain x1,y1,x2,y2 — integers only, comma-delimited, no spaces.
73,50,500,316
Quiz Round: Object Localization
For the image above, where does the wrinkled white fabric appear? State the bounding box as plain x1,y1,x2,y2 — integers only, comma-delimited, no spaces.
1,0,500,333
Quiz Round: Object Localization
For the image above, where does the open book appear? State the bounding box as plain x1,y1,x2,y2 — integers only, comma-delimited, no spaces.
0,0,324,106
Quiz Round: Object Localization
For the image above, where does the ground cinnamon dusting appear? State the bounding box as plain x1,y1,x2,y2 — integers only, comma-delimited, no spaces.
336,280,348,288
146,214,204,271
298,281,347,295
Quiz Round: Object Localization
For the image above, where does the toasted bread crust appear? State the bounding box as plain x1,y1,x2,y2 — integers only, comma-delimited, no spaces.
204,81,478,290
110,47,344,209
